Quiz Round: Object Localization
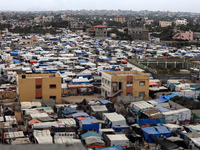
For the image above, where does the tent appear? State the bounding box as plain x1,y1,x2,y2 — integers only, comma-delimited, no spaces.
81,131,102,140
141,127,160,142
80,119,100,132
13,59,21,64
78,59,86,63
154,126,171,137
62,107,76,115
95,145,123,150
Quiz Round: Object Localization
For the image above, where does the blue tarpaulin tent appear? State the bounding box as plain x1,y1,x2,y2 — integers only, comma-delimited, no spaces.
81,119,100,132
95,145,123,150
72,112,89,118
154,97,168,103
62,107,76,115
141,127,160,143
99,100,112,105
80,131,102,140
137,119,160,125
12,52,18,56
78,59,86,63
13,59,21,64
154,126,171,137
192,85,200,90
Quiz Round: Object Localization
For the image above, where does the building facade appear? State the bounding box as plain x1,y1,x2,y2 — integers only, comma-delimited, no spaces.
127,17,149,41
159,21,172,27
173,31,193,41
17,73,62,103
114,16,126,24
175,19,188,26
101,71,149,102
93,25,107,39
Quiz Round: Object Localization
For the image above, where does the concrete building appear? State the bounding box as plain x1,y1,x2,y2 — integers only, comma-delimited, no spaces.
114,16,126,24
173,31,193,41
127,17,149,41
93,25,107,39
69,21,85,32
175,19,188,26
159,21,172,27
101,71,149,102
17,73,62,103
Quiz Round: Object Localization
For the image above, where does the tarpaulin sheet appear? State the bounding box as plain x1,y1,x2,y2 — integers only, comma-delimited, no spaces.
154,97,168,103
72,112,89,118
78,59,86,63
62,108,76,115
81,131,102,140
154,126,171,137
154,106,171,113
99,100,112,105
138,119,160,125
141,127,160,143
81,119,99,132
95,145,123,150
13,59,21,64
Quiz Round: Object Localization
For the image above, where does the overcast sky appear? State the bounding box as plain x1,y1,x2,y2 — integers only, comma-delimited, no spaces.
0,0,199,12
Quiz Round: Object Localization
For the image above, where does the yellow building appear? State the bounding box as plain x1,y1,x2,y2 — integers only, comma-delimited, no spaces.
101,71,149,102
17,73,62,103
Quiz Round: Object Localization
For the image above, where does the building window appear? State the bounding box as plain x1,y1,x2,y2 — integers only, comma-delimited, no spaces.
127,93,133,96
139,81,145,86
36,85,42,89
50,96,56,99
127,82,133,87
36,97,42,99
139,92,145,97
112,82,117,86
108,81,110,85
50,84,56,88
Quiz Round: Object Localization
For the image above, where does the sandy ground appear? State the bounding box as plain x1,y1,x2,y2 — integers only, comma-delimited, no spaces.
61,94,103,104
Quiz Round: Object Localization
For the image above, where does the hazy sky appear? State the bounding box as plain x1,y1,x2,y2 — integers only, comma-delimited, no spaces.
0,0,199,12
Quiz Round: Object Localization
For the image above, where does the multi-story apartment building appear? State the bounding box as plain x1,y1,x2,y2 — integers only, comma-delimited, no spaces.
101,71,149,102
17,73,62,103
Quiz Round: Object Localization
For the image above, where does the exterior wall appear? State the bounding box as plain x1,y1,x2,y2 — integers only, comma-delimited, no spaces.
159,21,172,27
114,16,126,24
95,28,107,39
17,73,62,103
101,71,149,102
173,31,193,41
175,19,187,26
19,39,32,45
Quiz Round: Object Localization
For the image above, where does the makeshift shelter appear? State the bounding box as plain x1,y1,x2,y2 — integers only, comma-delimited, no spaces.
81,131,102,140
106,134,130,147
80,119,100,132
95,145,123,150
141,127,160,142
85,136,105,148
62,107,76,115
154,126,171,137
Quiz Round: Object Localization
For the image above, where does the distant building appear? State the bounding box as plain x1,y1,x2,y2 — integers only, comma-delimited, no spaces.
101,71,149,102
145,20,154,25
17,73,62,104
173,31,193,41
19,35,37,45
69,21,86,32
127,17,149,40
93,25,107,39
114,16,126,24
175,19,187,26
159,21,172,27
